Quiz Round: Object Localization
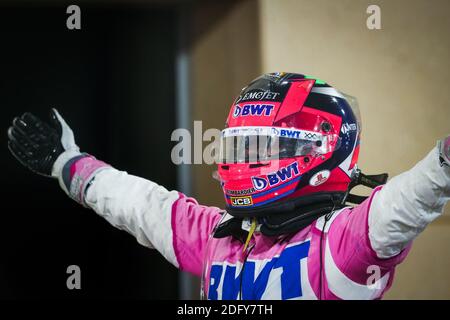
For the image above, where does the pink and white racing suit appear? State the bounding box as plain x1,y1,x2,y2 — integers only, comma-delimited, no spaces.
63,145,450,300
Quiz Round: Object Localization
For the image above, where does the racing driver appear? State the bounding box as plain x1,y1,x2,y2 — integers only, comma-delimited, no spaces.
7,73,450,299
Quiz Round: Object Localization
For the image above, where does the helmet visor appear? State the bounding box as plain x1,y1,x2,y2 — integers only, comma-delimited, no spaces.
219,126,340,164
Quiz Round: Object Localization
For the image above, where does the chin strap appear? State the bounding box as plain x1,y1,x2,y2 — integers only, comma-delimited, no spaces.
345,169,388,204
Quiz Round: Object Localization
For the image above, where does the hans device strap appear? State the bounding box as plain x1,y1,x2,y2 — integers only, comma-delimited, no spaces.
345,169,388,205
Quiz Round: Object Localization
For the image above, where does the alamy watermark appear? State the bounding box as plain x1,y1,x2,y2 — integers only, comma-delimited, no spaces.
66,5,81,30
366,5,381,30
63,5,379,31
366,265,382,290
66,264,81,290
170,120,334,169
170,121,296,175
171,121,221,165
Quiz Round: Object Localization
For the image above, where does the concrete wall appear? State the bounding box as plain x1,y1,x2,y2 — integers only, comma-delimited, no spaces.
259,0,450,299
190,0,261,206
184,0,261,298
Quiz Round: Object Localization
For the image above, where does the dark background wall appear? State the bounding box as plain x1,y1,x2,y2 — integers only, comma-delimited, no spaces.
0,3,178,299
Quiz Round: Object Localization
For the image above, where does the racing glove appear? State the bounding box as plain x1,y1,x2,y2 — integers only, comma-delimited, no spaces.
439,134,450,167
7,109,81,177
7,109,109,204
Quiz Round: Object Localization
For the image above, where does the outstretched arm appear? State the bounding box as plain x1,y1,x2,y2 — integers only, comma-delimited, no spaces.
368,136,450,258
317,136,449,299
80,164,222,275
7,109,222,276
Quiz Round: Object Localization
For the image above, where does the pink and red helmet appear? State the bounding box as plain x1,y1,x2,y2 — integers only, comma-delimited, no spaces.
217,72,361,217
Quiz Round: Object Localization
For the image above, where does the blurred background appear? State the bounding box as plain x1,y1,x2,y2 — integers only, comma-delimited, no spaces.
0,0,449,299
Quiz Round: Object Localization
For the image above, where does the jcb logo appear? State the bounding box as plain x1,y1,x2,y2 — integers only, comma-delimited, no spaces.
230,196,253,206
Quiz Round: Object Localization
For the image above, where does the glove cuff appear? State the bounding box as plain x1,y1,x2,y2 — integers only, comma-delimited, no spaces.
52,147,81,179
53,149,111,205
66,156,111,206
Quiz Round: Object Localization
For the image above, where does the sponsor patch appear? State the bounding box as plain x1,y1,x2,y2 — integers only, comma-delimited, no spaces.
226,187,256,196
309,170,330,186
277,128,320,140
236,90,281,103
222,126,322,141
341,123,357,134
251,162,300,191
208,240,310,300
251,177,268,191
230,196,253,207
232,104,275,117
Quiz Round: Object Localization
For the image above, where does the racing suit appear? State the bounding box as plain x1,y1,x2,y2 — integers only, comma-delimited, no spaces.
56,141,450,300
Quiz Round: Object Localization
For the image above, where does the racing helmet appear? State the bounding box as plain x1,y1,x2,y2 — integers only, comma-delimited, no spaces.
217,72,362,220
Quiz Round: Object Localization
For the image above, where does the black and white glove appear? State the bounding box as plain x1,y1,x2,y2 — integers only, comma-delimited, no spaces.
7,109,82,178
439,135,450,167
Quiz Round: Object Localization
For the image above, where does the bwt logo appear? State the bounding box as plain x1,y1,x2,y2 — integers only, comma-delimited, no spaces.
279,129,303,139
232,104,274,118
271,128,318,140
208,241,310,300
252,162,300,191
